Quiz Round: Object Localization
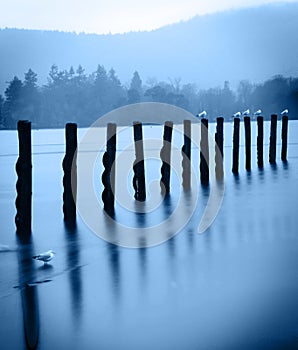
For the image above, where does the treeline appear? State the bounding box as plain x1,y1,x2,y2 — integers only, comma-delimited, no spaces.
0,64,297,129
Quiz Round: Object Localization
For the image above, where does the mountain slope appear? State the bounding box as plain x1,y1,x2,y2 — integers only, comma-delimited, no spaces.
0,2,297,93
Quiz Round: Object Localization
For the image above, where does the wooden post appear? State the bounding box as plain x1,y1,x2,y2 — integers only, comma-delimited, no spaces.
244,116,251,171
215,117,224,180
232,117,240,174
102,123,117,215
160,121,173,195
269,114,277,164
200,118,209,185
62,123,77,222
181,120,191,190
257,116,264,168
15,120,32,235
281,115,288,161
133,122,146,201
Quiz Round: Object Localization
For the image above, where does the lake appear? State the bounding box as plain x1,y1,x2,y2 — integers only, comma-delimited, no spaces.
0,120,297,349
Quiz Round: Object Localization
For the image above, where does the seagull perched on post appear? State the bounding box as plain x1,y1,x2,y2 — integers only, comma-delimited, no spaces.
242,109,250,116
281,109,288,115
197,110,207,119
33,250,55,265
253,109,262,117
233,111,241,118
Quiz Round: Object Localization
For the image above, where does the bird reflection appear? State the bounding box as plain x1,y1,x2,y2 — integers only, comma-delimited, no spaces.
64,222,82,327
16,234,40,350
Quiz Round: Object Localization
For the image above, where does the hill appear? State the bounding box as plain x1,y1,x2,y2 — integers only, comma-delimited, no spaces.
0,2,298,94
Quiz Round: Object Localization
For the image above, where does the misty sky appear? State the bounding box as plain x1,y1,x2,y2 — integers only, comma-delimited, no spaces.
0,0,297,34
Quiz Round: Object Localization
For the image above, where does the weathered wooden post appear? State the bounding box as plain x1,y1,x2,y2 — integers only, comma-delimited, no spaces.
244,116,251,171
15,120,32,235
232,117,240,174
281,115,288,161
269,114,277,164
200,118,209,185
215,117,224,180
62,123,77,222
133,121,146,201
102,123,117,215
181,119,191,190
160,121,173,195
257,116,264,168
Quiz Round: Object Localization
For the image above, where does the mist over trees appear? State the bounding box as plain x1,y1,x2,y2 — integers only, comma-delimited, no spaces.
0,64,297,129
1,2,298,96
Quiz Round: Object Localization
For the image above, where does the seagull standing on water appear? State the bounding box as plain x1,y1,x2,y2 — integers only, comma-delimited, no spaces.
33,250,55,265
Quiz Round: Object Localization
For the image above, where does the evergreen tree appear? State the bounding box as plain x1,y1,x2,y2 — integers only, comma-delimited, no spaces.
3,76,23,128
69,66,75,79
0,94,4,128
24,69,38,89
22,69,40,125
107,68,126,109
47,64,59,85
90,65,109,115
128,71,142,104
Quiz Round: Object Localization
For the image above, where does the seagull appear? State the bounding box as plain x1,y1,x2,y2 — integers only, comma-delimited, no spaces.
233,112,241,118
242,109,250,116
33,250,55,264
197,110,207,118
253,109,262,116
281,109,288,115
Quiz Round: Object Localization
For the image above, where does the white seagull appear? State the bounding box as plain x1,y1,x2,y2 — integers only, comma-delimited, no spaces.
197,110,207,118
253,109,262,116
33,250,55,264
281,109,288,115
242,109,250,116
233,112,241,118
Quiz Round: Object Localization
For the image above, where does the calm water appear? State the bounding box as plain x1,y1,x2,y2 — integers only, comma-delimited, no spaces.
0,121,298,349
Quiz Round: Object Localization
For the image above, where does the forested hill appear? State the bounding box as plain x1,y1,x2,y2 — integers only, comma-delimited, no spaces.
1,2,298,93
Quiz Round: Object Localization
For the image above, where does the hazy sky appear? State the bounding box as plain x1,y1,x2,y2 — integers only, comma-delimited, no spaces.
0,0,297,34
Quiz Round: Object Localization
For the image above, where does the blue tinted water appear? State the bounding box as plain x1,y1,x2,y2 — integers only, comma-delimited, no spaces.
0,121,297,349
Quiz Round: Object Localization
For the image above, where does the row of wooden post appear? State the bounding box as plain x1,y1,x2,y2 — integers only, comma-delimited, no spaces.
15,115,288,234
232,114,288,174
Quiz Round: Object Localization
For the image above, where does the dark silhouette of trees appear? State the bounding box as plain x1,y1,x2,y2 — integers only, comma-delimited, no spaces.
107,68,126,109
91,64,109,116
0,94,4,127
128,71,142,104
250,75,298,116
3,76,23,128
0,64,297,129
22,69,40,126
237,80,253,110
